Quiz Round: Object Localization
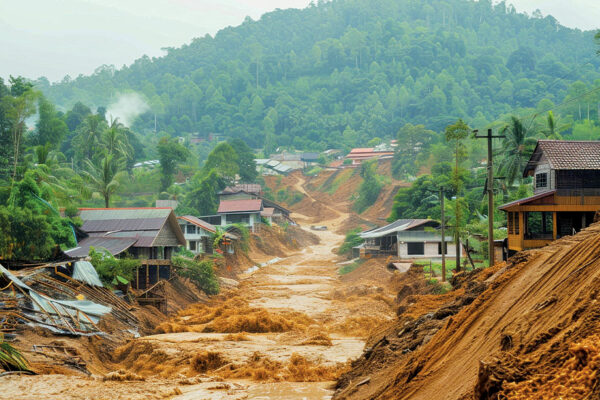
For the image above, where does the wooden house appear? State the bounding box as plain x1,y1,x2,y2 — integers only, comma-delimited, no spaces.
65,208,185,290
500,140,600,255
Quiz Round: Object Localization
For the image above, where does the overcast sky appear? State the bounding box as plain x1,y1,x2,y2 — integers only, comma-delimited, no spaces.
1,0,599,83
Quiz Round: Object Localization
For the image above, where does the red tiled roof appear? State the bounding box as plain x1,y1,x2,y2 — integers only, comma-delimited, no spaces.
349,148,375,154
218,199,263,213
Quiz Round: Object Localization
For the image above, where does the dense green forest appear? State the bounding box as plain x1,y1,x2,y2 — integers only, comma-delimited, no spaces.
34,0,600,152
2,0,600,264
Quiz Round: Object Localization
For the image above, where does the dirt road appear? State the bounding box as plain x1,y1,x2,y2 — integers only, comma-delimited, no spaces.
2,189,396,400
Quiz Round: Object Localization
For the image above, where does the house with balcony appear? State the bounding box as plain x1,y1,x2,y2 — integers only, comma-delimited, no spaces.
357,219,458,259
500,140,600,255
177,215,238,254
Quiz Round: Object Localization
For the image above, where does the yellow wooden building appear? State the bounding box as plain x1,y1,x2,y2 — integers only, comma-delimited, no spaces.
500,140,600,254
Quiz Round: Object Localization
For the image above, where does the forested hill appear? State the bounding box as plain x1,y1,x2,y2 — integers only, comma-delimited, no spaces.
38,0,600,151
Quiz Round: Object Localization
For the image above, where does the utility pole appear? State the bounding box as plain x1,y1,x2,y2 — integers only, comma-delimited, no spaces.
440,186,446,282
475,128,504,268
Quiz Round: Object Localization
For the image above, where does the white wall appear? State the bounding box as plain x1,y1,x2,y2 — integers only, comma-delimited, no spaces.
398,241,459,259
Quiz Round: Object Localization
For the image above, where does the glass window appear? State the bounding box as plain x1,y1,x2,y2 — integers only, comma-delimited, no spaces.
407,242,425,255
187,224,196,234
189,241,197,251
536,173,548,188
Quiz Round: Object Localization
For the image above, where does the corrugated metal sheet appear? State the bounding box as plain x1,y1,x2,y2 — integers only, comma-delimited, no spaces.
178,216,217,233
65,237,136,257
81,218,165,233
79,208,172,221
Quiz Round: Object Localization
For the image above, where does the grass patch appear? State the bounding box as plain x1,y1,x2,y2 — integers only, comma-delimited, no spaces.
415,259,488,279
338,259,365,275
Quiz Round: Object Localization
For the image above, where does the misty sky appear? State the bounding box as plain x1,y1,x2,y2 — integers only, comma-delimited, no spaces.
1,0,599,82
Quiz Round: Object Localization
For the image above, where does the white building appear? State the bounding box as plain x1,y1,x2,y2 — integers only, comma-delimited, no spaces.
358,219,460,260
177,215,237,254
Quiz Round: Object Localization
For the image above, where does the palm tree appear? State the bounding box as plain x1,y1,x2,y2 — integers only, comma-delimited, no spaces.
500,116,538,186
541,111,569,140
82,155,127,208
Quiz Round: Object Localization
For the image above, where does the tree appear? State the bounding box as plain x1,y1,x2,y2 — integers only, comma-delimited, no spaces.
33,96,68,148
82,155,127,207
2,77,37,182
229,139,257,182
541,111,568,140
445,119,470,272
157,137,190,191
500,116,537,186
202,142,239,185
181,170,225,215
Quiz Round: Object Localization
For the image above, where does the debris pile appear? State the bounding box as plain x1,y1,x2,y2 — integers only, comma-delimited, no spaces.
334,223,600,400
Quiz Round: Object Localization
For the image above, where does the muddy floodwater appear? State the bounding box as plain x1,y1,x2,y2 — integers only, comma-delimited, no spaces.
2,193,397,400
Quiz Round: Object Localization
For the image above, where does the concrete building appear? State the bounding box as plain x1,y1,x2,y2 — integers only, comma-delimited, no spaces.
358,219,458,260
177,215,237,254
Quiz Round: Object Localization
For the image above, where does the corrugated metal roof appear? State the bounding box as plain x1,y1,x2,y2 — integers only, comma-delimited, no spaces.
221,184,262,194
349,148,375,154
218,199,263,213
81,218,166,233
360,219,434,239
79,208,172,221
65,237,136,257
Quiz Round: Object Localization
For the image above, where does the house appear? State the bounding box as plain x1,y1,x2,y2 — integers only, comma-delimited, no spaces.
65,208,186,290
358,219,458,259
345,148,394,166
500,140,600,255
177,215,238,254
218,186,292,224
217,199,263,231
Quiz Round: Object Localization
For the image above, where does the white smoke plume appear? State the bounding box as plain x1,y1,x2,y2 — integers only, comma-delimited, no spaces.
106,92,149,127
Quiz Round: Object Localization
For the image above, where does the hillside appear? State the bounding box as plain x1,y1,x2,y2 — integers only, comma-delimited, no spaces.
334,222,600,400
38,0,600,150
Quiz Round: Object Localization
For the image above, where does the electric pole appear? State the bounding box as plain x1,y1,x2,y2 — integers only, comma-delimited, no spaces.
475,128,504,268
440,186,446,282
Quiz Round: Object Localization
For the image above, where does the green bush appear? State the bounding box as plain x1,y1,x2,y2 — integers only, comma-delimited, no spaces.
339,259,364,275
338,228,364,256
353,160,384,214
172,256,219,295
89,247,141,286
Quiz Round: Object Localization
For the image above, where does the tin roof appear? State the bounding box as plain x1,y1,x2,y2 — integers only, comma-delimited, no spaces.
65,237,137,258
74,207,185,249
217,199,263,213
360,219,435,239
221,184,262,195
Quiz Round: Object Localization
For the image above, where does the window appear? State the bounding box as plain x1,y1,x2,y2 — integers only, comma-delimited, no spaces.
437,242,448,255
536,173,548,189
514,213,519,234
524,212,553,239
189,241,197,251
508,212,519,235
187,224,196,234
407,242,425,255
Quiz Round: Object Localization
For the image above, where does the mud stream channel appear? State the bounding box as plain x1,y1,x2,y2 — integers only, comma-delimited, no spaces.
3,210,396,400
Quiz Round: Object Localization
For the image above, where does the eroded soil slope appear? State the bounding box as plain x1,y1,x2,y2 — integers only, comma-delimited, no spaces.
335,223,600,400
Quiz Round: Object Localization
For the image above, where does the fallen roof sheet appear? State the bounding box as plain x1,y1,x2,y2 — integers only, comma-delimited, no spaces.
65,237,137,257
72,261,103,287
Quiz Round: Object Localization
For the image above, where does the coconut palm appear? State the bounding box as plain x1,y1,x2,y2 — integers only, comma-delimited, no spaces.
0,334,29,371
81,155,127,208
500,116,538,186
541,111,569,140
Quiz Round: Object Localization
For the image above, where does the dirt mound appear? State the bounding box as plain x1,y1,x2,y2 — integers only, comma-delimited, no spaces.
334,223,600,400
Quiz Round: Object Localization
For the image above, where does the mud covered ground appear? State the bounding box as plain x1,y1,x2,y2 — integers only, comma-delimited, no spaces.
1,171,404,400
